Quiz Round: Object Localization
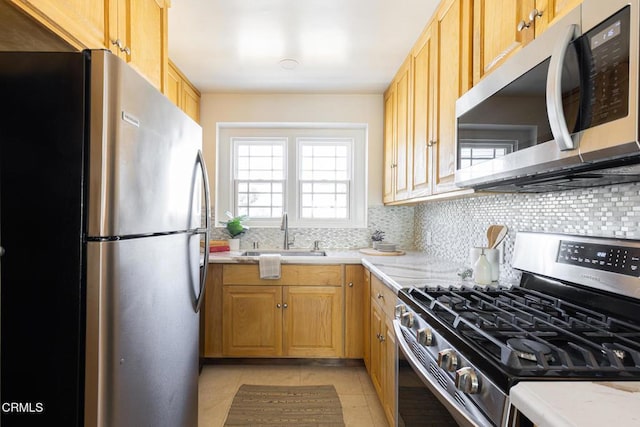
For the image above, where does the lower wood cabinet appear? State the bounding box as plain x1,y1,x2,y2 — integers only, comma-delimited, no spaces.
369,273,398,427
218,264,344,358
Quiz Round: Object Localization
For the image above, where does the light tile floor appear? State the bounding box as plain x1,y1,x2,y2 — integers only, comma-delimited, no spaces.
198,364,389,426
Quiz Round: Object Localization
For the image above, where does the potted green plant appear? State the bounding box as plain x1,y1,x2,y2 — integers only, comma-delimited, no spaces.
220,211,249,250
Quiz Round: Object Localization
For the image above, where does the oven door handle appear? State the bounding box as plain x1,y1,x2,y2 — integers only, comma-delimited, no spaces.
393,319,486,427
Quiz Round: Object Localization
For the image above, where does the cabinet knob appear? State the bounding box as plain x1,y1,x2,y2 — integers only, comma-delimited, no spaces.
283,303,288,309
122,46,131,55
348,282,353,287
377,292,384,299
529,8,543,22
427,140,437,147
516,20,531,32
276,303,282,308
379,334,385,342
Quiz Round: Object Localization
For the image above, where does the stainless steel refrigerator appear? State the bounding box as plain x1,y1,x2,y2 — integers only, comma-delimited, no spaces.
0,50,210,427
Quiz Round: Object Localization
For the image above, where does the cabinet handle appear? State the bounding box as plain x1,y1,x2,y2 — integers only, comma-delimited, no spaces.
427,140,437,147
517,20,531,32
111,38,124,49
379,334,386,342
529,8,543,22
377,292,384,299
122,46,131,55
348,282,353,287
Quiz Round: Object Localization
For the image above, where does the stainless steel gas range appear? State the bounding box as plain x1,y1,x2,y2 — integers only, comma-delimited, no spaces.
394,232,640,426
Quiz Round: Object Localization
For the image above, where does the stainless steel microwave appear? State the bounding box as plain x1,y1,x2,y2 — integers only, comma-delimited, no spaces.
455,0,640,192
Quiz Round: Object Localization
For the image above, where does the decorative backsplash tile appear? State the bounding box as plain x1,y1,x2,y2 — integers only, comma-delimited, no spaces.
206,205,415,250
413,182,640,280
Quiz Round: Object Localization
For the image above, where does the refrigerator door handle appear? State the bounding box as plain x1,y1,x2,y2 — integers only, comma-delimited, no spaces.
194,149,211,313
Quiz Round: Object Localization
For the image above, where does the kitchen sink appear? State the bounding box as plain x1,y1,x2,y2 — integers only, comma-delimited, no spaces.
240,249,327,257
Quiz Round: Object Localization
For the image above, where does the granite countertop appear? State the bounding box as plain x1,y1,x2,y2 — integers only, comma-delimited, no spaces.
208,248,494,292
510,381,640,427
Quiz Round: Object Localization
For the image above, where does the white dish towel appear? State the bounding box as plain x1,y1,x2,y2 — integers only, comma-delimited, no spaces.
259,254,281,279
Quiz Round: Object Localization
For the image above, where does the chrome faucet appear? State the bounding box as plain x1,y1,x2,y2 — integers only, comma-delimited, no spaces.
281,212,291,249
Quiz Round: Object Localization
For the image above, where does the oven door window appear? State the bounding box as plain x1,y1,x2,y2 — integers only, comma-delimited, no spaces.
397,349,458,426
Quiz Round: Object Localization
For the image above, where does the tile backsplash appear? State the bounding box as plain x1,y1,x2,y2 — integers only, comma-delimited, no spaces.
414,182,640,280
207,182,639,282
208,205,415,250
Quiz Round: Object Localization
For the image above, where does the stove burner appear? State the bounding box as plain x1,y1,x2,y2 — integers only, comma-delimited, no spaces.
507,338,553,362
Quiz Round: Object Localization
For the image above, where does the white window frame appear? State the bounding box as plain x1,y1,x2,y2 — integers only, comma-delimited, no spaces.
232,137,287,220
216,123,367,228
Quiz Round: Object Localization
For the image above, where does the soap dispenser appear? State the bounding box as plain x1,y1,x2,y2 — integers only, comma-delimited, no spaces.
474,249,492,285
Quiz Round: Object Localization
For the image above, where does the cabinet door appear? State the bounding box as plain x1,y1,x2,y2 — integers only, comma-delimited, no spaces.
534,0,583,36
433,0,473,194
222,285,283,357
9,0,107,49
369,302,384,397
382,316,397,426
473,0,535,82
383,88,396,203
166,61,182,107
345,265,364,359
363,269,371,371
283,286,343,358
182,82,201,123
109,0,167,90
410,25,435,198
394,57,411,201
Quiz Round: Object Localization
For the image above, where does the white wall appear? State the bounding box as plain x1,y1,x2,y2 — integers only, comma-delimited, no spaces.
200,93,384,206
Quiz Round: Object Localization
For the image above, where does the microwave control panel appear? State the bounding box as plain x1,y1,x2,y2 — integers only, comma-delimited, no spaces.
557,240,640,277
583,6,630,128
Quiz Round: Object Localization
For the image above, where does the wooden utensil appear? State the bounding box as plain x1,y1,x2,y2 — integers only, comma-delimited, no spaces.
491,225,508,248
486,225,498,247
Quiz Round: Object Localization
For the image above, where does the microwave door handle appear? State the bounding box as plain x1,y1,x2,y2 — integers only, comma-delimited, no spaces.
546,24,579,151
194,149,211,313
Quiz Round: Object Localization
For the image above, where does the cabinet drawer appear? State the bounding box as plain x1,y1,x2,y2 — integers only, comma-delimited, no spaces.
370,274,397,316
223,264,342,286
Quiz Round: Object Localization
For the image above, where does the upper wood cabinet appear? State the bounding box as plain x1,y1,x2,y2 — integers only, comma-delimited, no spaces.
473,0,583,83
8,0,169,91
433,0,473,194
168,60,201,123
384,0,472,204
383,57,412,203
108,0,168,91
409,25,435,198
8,0,107,49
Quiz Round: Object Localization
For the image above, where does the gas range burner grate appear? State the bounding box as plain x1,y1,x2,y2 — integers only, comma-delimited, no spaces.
407,286,640,374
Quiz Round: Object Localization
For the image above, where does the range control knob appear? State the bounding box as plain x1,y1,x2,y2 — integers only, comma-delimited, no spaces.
394,305,406,319
455,367,480,394
437,349,458,372
416,327,433,346
401,311,414,328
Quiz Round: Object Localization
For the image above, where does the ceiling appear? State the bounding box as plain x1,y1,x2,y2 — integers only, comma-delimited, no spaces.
168,0,441,94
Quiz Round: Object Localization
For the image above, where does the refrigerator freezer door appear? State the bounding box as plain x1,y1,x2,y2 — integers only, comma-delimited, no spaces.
85,233,199,427
87,50,203,238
